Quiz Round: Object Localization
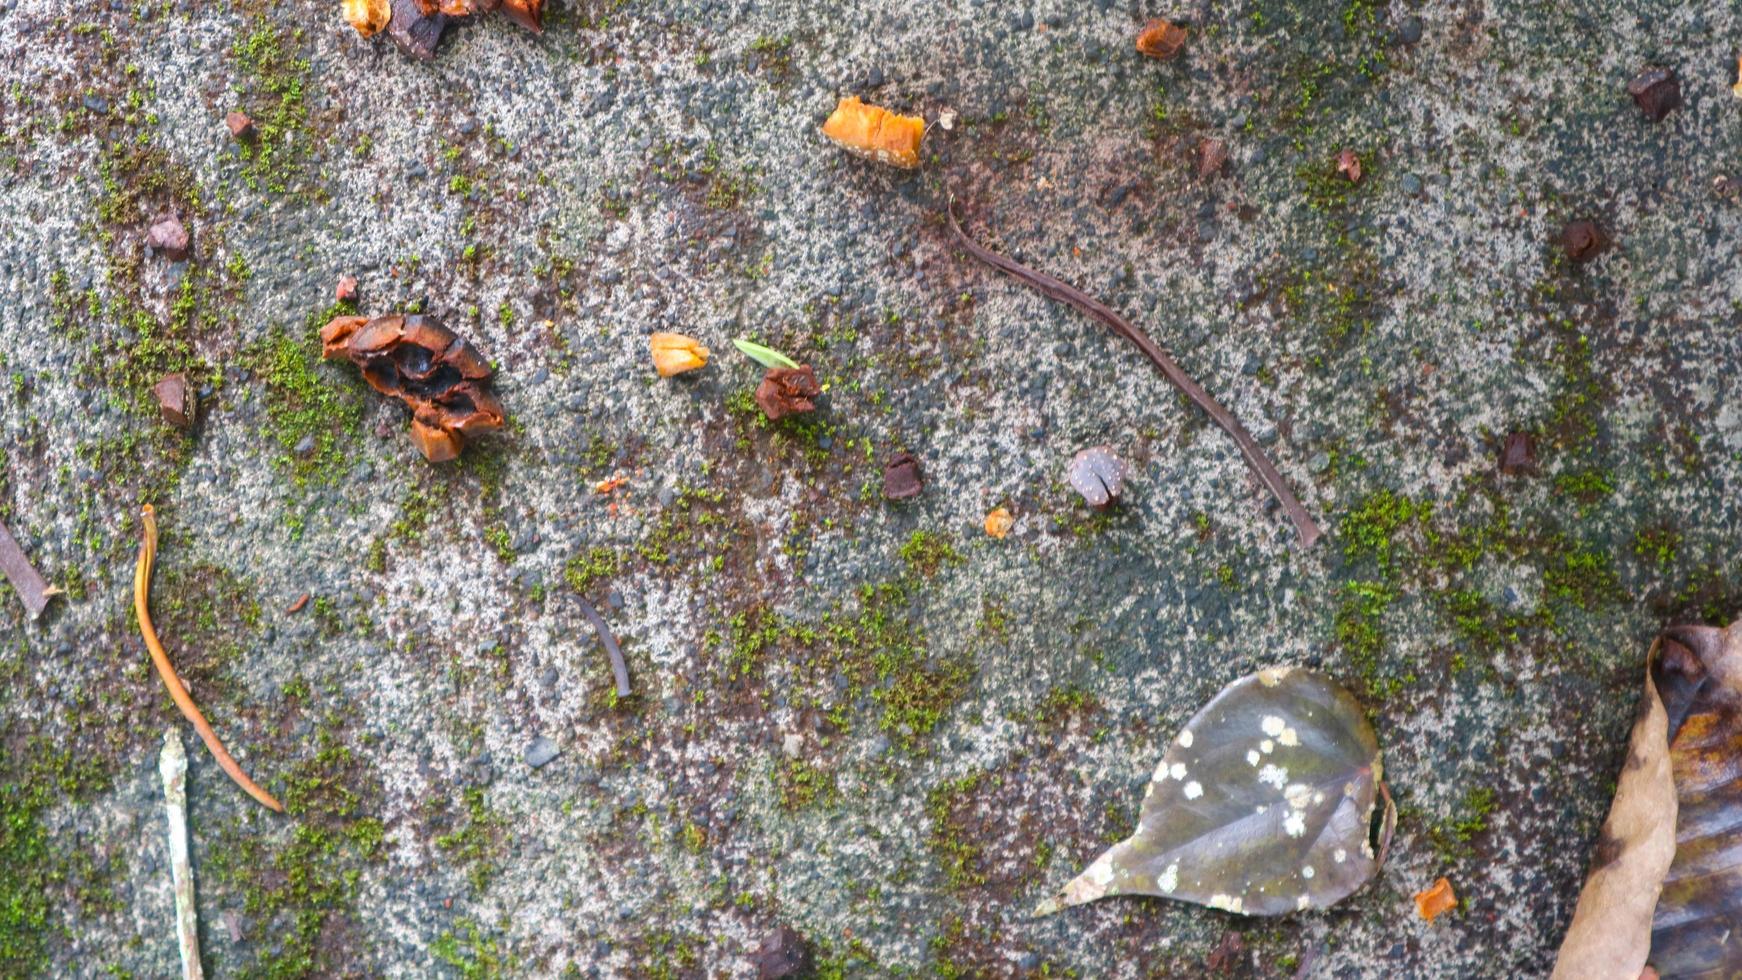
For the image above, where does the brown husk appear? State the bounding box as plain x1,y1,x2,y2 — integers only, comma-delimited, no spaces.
1553,622,1742,978
322,312,504,461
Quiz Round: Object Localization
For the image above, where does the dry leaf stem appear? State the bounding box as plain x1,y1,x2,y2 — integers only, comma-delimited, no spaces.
159,729,204,980
947,201,1323,548
135,504,284,812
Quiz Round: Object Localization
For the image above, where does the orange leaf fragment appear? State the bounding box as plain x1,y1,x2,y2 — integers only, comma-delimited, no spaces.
1135,19,1188,60
594,475,627,495
821,97,926,169
649,332,710,377
342,0,390,37
1414,877,1456,921
984,507,1014,539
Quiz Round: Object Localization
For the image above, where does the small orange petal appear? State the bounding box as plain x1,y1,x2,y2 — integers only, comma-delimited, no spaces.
1413,877,1456,922
821,97,926,169
984,507,1014,539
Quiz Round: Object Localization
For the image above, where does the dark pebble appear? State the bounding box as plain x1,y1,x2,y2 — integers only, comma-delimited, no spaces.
524,736,560,769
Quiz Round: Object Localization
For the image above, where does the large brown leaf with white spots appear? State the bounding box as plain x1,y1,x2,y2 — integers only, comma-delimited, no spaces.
1555,621,1742,980
1034,666,1393,917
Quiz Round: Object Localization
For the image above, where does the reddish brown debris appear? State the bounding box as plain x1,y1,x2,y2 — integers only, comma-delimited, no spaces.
367,0,539,59
1499,431,1536,475
335,275,359,303
753,366,821,420
1561,219,1608,262
1195,137,1228,180
286,593,310,614
1627,66,1682,122
1135,18,1187,60
1414,876,1457,921
152,372,195,428
1336,148,1363,183
498,0,543,32
321,313,505,461
225,111,255,140
881,453,923,500
147,213,190,261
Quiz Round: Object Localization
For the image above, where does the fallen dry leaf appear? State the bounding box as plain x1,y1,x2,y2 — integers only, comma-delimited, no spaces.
649,332,709,377
1035,666,1392,917
1553,621,1742,978
0,518,60,619
984,507,1013,539
321,313,504,462
1135,19,1188,60
1414,877,1456,922
820,97,925,169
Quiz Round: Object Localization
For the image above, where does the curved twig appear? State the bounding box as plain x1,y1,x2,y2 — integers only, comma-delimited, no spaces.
135,504,284,812
577,597,631,698
946,200,1323,549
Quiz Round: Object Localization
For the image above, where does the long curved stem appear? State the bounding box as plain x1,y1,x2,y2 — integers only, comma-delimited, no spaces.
135,504,284,812
947,201,1322,549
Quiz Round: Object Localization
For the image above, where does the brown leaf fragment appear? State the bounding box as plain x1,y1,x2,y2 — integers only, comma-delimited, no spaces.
1336,148,1362,183
498,0,543,33
1627,67,1682,122
0,519,60,619
754,366,820,420
146,213,190,261
322,312,504,461
1196,138,1228,180
1562,220,1609,263
152,373,195,428
1414,877,1457,921
1499,431,1536,475
1135,19,1188,60
881,453,923,501
224,111,255,140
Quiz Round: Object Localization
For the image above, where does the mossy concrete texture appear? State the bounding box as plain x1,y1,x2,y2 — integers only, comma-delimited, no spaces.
2,0,1740,976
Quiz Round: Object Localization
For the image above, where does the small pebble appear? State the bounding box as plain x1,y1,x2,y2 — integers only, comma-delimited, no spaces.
524,736,560,769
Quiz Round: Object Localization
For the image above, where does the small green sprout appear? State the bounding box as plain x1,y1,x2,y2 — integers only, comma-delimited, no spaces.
732,337,799,370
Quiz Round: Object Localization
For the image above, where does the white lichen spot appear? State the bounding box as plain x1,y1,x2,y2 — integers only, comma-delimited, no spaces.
1170,762,1188,781
1297,894,1312,911
1158,863,1179,894
1279,727,1300,747
1258,667,1291,686
1302,865,1315,879
1246,750,1261,766
1184,780,1203,800
1284,783,1314,810
1261,715,1286,738
1086,857,1115,887
1261,739,1276,754
1344,781,1357,797
1333,848,1347,864
1258,764,1288,790
1177,729,1194,748
1284,810,1307,838
1208,894,1244,914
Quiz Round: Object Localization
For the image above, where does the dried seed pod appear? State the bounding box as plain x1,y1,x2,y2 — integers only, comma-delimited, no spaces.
649,332,709,377
820,97,926,169
1068,445,1127,510
881,453,923,500
343,0,391,36
1627,66,1681,122
1560,220,1607,262
753,366,821,420
321,312,504,461
152,373,195,428
1135,19,1187,60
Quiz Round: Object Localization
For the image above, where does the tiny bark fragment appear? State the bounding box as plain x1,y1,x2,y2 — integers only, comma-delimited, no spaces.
820,97,926,169
1135,19,1188,60
159,730,204,980
754,366,821,420
136,505,283,812
343,0,390,36
882,453,923,500
984,507,1014,539
153,373,195,428
224,111,255,140
1499,431,1536,475
1068,446,1127,510
649,332,710,377
147,214,191,261
1414,877,1457,922
1196,138,1228,180
1627,67,1682,122
0,519,60,619
321,312,505,461
1562,220,1608,262
1336,148,1363,183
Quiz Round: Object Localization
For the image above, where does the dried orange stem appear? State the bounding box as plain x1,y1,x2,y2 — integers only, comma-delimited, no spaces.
135,504,283,813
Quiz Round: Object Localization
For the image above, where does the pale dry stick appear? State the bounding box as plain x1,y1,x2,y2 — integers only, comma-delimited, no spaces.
159,729,204,980
135,504,285,811
946,201,1324,549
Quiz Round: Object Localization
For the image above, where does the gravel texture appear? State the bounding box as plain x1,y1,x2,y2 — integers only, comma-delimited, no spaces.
2,0,1742,976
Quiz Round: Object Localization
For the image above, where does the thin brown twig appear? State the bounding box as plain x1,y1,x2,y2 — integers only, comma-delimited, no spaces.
577,597,632,698
136,504,284,812
946,200,1323,548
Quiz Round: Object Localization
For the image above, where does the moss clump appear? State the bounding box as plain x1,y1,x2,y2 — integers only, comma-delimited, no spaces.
0,782,52,973
231,19,315,194
248,308,363,486
926,773,987,890
1335,580,1395,697
1543,546,1620,612
898,530,961,577
431,919,515,979
1340,490,1418,568
777,758,838,811
563,546,621,595
435,787,507,893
